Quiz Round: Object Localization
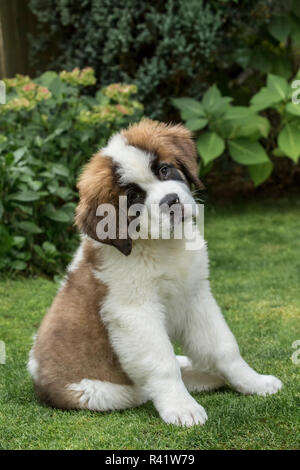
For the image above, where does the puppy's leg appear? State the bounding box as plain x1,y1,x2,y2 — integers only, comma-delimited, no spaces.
181,280,282,396
176,355,225,392
102,300,208,427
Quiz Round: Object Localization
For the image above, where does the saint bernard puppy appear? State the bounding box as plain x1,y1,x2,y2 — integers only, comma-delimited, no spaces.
28,119,282,426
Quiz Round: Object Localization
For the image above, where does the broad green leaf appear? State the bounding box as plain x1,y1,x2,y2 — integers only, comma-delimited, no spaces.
232,116,270,139
267,74,289,101
222,106,250,121
268,16,291,42
228,139,269,165
285,102,300,116
278,123,300,162
185,118,208,131
254,116,270,138
9,191,40,202
171,98,205,117
11,260,27,271
16,251,31,261
42,241,57,257
197,132,225,165
250,87,282,111
12,236,26,249
211,97,233,116
18,221,42,234
52,163,70,178
202,85,222,113
36,71,58,87
13,147,27,163
49,76,62,98
55,187,73,200
46,209,71,223
33,244,46,260
248,161,273,187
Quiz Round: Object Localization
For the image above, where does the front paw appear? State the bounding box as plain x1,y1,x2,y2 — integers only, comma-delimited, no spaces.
238,374,283,396
158,396,208,427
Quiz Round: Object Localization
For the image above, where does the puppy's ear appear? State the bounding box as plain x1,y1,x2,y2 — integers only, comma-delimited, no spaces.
75,153,132,256
175,140,205,190
170,128,205,191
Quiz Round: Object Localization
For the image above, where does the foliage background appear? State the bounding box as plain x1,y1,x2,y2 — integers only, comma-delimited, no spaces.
1,0,300,275
28,0,298,120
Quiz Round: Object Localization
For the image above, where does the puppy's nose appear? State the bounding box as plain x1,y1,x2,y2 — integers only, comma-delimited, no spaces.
159,193,180,207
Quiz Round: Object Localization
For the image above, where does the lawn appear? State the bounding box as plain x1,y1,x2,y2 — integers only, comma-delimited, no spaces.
0,198,299,450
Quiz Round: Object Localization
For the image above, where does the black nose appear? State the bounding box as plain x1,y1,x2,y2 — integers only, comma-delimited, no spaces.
159,193,180,207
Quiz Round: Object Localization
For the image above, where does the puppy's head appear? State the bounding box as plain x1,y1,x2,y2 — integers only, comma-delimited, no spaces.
75,119,203,255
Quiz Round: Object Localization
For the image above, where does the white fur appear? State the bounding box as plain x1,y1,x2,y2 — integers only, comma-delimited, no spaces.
27,335,39,381
66,136,282,426
68,379,147,411
67,243,84,273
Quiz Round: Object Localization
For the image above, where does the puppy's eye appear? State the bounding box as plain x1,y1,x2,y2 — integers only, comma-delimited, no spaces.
159,165,170,180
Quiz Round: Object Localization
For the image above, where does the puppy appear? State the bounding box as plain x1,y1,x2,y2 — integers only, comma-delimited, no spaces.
28,119,282,426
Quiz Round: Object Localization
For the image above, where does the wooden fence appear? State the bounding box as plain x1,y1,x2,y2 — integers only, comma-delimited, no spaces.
0,0,35,79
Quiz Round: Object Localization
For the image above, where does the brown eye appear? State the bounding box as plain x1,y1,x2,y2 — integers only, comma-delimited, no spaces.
159,165,170,180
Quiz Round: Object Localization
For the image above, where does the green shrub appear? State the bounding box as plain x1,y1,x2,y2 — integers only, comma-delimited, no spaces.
0,69,143,275
28,0,291,120
173,71,300,186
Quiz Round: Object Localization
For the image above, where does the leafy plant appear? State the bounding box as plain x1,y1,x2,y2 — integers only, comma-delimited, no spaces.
28,0,287,120
173,71,300,186
0,69,143,275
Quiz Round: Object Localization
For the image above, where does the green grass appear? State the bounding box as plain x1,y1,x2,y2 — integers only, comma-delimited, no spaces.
0,198,300,450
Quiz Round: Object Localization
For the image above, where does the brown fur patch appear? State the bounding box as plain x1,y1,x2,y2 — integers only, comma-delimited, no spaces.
33,239,132,410
75,154,132,255
123,119,204,190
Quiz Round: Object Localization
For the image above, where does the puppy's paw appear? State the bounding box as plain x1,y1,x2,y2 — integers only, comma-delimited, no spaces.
159,397,208,427
238,374,283,396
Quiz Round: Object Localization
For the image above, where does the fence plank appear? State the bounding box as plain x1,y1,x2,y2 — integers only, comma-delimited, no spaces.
0,0,35,78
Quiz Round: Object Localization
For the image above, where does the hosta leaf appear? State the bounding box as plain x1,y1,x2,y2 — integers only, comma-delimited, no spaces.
197,132,225,165
185,118,208,131
171,98,205,117
278,123,300,162
248,161,273,187
228,139,269,165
